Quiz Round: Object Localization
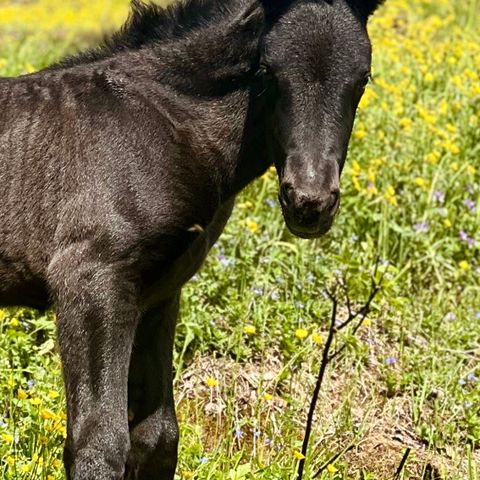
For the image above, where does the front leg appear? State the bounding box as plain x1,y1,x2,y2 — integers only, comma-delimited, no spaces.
48,249,140,480
126,294,180,480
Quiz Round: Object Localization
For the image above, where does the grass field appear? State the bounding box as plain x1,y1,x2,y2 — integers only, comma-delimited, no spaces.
0,0,479,478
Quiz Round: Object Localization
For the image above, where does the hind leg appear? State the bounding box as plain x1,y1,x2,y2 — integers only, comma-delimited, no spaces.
126,293,180,480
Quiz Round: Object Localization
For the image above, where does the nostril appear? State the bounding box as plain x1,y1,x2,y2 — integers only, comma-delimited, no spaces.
329,190,340,210
280,183,294,206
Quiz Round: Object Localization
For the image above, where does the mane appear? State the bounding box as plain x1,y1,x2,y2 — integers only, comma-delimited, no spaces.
55,0,242,68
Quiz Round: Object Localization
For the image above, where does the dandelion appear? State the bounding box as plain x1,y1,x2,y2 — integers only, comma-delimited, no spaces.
327,464,338,474
295,328,309,340
1,433,14,443
9,317,20,328
40,409,60,421
246,218,259,234
399,117,413,129
459,260,470,272
244,325,256,335
384,185,397,205
414,177,427,188
17,388,28,400
48,390,60,399
312,332,323,344
293,450,305,460
206,377,218,388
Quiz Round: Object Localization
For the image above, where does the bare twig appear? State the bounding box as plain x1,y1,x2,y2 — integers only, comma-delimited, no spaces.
296,264,385,480
393,448,411,479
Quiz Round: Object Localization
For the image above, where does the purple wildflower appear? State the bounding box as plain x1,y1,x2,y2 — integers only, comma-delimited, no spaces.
458,378,466,386
266,198,276,209
385,356,396,366
444,312,457,321
199,457,208,464
253,286,263,296
464,401,473,409
306,273,315,283
216,254,234,267
464,198,477,212
234,428,245,439
253,430,261,438
433,191,445,203
476,312,480,320
351,234,359,242
414,222,430,233
27,380,35,388
264,437,273,447
295,301,305,310
466,373,478,383
269,291,280,301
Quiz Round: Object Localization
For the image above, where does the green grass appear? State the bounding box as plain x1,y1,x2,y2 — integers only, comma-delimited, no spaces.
1,0,480,479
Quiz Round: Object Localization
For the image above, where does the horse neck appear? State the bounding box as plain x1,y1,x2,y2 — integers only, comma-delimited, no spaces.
132,0,270,199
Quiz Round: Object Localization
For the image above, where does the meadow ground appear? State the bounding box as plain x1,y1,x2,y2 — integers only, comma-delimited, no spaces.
0,0,479,478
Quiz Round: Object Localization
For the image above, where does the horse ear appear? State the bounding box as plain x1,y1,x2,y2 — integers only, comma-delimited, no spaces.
349,0,385,20
229,0,264,32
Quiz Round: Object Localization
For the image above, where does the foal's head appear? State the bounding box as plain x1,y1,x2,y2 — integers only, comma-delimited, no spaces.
261,0,384,238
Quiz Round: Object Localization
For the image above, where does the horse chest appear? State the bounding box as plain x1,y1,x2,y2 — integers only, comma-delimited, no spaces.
141,199,235,306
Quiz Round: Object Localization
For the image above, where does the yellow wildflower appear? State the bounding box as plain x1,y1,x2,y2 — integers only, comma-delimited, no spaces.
312,333,323,344
40,409,60,421
48,390,60,399
1,433,14,443
459,261,470,272
293,450,305,460
327,464,338,474
9,317,20,327
414,177,427,188
206,377,218,388
295,328,309,340
17,388,28,400
263,393,273,401
243,325,256,335
245,219,259,234
399,117,413,129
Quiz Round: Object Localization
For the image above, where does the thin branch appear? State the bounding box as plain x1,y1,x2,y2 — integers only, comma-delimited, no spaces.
296,294,337,480
313,444,355,478
393,448,411,479
296,266,385,480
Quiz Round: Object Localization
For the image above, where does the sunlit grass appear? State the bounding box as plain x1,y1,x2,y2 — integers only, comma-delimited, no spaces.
0,0,479,479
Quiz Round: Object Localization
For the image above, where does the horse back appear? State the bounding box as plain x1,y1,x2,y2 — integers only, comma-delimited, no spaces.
0,66,224,308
